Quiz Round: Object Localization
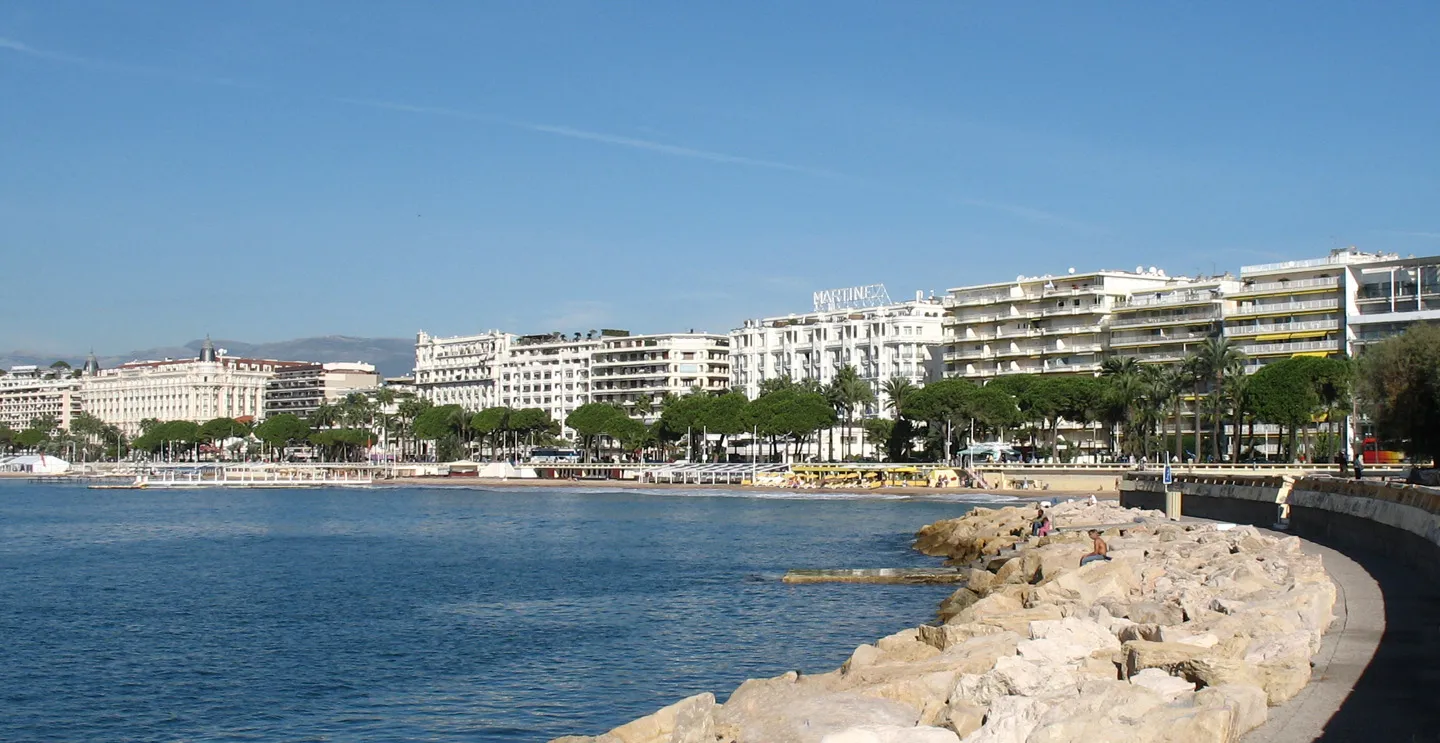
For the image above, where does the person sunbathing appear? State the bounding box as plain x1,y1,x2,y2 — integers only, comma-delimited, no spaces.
1079,529,1110,566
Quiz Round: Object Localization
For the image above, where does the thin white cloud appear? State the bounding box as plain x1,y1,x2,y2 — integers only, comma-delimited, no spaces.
954,197,1096,233
338,97,851,180
0,36,259,88
0,36,90,64
6,38,1090,233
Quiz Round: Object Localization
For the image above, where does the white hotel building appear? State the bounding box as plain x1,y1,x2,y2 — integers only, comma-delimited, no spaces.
728,290,946,416
414,329,634,436
591,333,731,421
82,340,295,436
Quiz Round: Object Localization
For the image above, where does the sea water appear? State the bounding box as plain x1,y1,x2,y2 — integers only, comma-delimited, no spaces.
0,483,1006,741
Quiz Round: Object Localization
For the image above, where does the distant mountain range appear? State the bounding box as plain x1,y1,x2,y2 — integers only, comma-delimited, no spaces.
0,336,418,378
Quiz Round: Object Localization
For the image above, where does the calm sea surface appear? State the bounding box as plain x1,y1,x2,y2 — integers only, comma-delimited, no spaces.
0,483,1003,742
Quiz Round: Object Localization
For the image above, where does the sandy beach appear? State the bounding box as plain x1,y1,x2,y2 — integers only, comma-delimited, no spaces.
374,475,1116,501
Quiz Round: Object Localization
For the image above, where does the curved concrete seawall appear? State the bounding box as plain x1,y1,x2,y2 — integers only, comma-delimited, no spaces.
1120,471,1440,578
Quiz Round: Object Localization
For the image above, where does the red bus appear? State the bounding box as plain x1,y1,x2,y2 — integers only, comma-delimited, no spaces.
1362,437,1404,465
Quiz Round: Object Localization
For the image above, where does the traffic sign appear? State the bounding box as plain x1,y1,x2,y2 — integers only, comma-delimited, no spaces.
1163,464,1173,485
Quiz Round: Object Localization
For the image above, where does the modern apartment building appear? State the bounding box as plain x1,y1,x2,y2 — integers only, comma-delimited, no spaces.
81,340,298,436
728,293,946,416
1224,248,1396,372
264,362,380,419
943,269,1178,380
0,365,84,431
590,333,731,421
1108,278,1240,365
1344,254,1440,353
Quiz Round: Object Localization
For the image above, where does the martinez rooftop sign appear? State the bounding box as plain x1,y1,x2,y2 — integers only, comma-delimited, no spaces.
812,283,892,313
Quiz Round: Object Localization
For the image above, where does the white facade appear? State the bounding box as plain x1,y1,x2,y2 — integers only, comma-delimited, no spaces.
1344,254,1440,353
944,270,1178,380
82,343,294,436
0,366,84,431
264,362,380,419
413,330,508,411
499,333,605,432
591,334,731,421
415,329,627,436
729,296,946,416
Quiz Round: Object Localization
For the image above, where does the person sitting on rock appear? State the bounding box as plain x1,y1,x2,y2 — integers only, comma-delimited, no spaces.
1080,529,1110,566
1030,506,1047,537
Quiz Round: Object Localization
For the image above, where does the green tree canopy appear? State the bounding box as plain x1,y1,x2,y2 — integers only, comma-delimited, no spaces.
254,413,312,448
199,417,249,443
566,403,631,460
1359,324,1440,465
414,404,463,441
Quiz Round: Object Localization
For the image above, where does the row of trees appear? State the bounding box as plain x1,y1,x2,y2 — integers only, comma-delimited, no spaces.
5,327,1435,465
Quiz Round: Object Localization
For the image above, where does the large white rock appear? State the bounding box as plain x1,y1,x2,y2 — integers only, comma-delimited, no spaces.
1030,617,1122,654
960,695,1049,743
1016,637,1092,665
1128,668,1197,701
819,725,960,743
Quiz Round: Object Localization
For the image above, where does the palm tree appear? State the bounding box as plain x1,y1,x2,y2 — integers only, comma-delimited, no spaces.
829,366,876,461
310,402,340,429
1195,336,1244,462
882,377,918,418
1100,357,1141,458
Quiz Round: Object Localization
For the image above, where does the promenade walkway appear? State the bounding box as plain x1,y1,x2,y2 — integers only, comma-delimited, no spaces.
1241,534,1440,742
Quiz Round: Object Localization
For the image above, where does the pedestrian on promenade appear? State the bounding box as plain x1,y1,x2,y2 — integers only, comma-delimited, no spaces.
1353,449,1365,480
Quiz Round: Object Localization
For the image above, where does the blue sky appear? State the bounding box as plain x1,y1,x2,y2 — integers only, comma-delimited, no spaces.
3,1,1437,353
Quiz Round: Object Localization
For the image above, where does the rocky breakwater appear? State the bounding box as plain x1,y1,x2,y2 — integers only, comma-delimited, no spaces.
552,501,1336,743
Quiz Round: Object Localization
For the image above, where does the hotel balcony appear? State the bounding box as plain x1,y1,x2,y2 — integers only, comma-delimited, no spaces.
1224,319,1340,338
1109,330,1212,347
1231,298,1340,317
1129,350,1190,364
1109,309,1220,328
1236,339,1341,357
1116,290,1219,309
945,290,1015,308
1236,276,1339,297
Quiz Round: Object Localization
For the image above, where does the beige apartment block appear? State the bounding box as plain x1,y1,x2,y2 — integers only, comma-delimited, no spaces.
1108,278,1240,364
943,269,1177,380
264,362,380,419
0,366,83,431
1225,248,1394,372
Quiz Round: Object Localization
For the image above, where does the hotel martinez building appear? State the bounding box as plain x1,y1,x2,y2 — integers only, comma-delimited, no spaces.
81,340,300,436
727,289,946,417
